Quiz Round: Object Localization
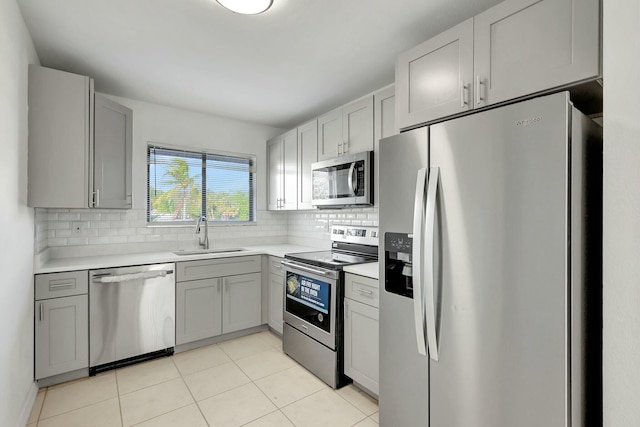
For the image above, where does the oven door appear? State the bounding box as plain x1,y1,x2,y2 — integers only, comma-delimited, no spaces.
281,260,339,350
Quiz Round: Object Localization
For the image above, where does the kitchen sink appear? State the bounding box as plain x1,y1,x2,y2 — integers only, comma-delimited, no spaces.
172,248,247,256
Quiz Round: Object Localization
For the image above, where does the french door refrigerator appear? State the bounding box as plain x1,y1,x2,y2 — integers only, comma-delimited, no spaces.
379,92,602,427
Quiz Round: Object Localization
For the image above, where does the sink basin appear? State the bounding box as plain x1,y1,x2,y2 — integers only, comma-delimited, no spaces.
172,248,246,256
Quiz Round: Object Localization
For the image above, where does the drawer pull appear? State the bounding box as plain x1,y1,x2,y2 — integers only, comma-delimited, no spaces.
49,283,75,290
358,288,374,295
39,303,43,322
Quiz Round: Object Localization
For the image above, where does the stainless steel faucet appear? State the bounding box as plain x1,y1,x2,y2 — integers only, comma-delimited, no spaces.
195,216,209,249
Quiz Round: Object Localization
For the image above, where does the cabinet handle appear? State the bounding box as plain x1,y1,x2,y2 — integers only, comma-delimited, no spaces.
460,81,468,108
127,193,133,207
49,283,74,290
475,75,484,105
338,142,343,156
95,188,100,207
39,303,43,322
357,288,374,295
343,140,348,154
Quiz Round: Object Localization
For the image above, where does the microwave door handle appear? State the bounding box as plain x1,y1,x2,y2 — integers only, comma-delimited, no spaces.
348,162,356,196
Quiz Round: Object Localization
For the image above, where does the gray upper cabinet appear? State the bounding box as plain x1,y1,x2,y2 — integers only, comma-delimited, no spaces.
396,19,473,130
474,0,600,108
342,96,374,156
373,85,397,207
28,65,132,208
396,0,601,129
317,108,342,161
297,119,318,210
267,129,297,211
318,96,374,161
93,94,133,209
267,137,282,211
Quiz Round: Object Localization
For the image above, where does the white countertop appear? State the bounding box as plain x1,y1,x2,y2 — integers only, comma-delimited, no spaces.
343,262,379,280
34,244,320,274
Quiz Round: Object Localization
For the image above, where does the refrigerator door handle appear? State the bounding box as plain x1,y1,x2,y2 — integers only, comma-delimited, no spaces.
412,168,428,356
425,167,440,361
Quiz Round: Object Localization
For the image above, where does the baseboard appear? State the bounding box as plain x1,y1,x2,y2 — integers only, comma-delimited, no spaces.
17,381,38,426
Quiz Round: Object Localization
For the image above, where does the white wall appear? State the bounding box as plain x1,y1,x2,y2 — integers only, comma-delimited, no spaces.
603,0,640,425
0,0,40,425
104,94,283,213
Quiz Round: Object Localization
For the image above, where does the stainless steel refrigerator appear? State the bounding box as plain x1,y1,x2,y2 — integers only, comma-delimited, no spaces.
379,92,602,427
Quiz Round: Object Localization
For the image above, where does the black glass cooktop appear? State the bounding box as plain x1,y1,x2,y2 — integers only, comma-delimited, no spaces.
284,250,377,270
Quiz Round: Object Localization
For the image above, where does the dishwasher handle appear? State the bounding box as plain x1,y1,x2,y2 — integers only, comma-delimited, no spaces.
93,270,174,283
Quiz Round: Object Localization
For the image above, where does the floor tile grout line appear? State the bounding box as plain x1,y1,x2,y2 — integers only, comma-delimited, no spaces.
127,401,197,427
35,387,48,423
176,360,212,427
114,366,125,427
37,394,117,422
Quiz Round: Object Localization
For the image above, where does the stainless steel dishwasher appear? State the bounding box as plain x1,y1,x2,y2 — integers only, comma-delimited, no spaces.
89,263,175,374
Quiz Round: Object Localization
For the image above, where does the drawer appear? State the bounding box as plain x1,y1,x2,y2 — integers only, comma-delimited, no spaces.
35,270,88,300
177,255,261,282
345,273,379,308
269,256,284,277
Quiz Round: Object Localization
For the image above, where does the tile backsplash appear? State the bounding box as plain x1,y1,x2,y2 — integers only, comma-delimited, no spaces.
35,207,379,258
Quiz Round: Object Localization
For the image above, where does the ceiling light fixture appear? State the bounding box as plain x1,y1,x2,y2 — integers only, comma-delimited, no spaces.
216,0,273,15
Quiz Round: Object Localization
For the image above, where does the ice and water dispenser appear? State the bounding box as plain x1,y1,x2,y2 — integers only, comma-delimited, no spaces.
384,232,414,298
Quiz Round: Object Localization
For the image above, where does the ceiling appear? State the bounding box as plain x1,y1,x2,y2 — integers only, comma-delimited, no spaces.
17,0,502,129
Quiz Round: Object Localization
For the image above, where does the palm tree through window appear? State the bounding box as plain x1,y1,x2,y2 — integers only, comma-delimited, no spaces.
147,145,255,224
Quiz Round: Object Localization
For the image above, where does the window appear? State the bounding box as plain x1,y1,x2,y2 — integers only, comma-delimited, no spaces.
147,145,256,224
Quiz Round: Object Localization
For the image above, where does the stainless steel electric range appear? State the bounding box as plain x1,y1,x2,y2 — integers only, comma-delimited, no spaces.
282,224,378,388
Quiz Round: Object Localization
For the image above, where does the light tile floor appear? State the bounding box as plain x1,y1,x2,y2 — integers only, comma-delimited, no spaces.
26,331,379,427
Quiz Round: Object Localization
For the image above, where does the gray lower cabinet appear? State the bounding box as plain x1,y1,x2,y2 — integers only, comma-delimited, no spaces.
222,273,262,334
176,278,223,344
176,256,262,346
343,273,379,396
268,256,284,334
35,271,89,380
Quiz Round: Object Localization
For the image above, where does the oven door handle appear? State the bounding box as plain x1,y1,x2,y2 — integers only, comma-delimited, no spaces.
281,260,333,277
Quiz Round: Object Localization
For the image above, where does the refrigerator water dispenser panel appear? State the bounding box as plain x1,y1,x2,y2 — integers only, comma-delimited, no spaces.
385,232,414,298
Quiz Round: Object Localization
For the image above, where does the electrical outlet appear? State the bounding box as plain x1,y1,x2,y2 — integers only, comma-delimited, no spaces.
72,222,83,234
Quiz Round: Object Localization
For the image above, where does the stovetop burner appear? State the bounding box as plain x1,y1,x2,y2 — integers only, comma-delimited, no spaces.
284,225,379,271
284,250,377,270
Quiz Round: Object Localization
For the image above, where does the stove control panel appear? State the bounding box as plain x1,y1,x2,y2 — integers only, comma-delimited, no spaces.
330,225,379,246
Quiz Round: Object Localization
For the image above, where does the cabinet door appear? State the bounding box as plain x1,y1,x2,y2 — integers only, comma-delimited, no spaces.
282,129,298,210
396,18,474,130
222,273,262,334
373,86,396,207
342,96,374,155
27,65,92,208
344,298,379,395
35,295,88,379
93,94,133,209
474,0,600,107
268,273,284,334
176,278,222,345
297,119,318,210
267,137,283,210
317,108,343,161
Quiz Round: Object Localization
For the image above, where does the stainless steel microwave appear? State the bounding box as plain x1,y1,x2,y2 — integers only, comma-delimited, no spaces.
311,151,373,208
